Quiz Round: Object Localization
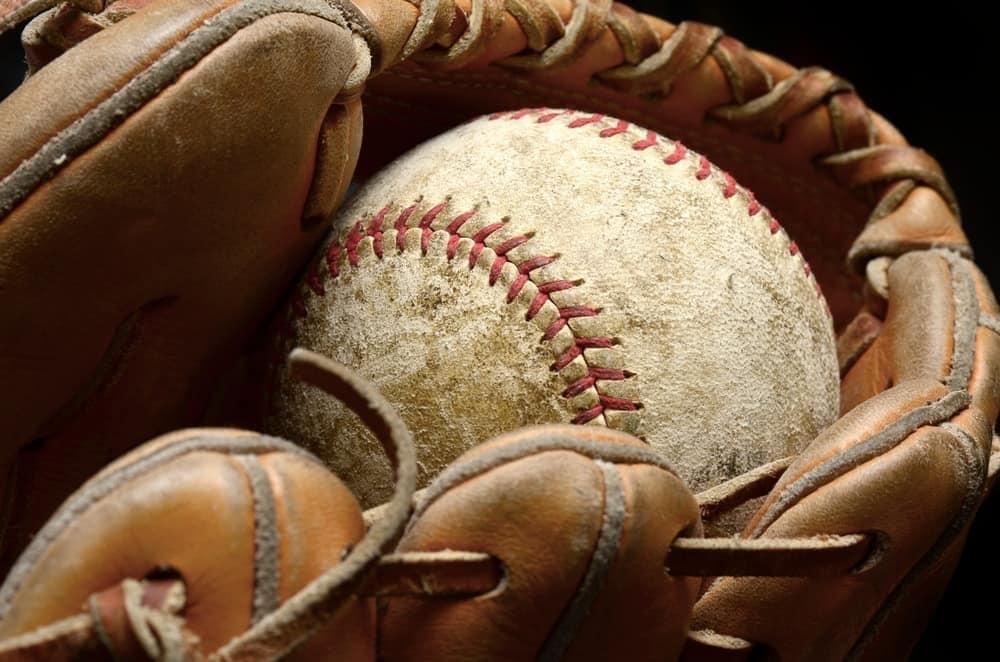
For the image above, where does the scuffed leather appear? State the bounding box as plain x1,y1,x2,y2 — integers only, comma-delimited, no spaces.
0,428,371,658
0,0,362,571
0,0,997,659
380,425,702,661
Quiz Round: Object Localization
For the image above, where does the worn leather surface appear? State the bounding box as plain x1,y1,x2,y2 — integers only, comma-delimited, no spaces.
379,425,702,661
0,0,997,658
0,0,362,571
0,428,371,658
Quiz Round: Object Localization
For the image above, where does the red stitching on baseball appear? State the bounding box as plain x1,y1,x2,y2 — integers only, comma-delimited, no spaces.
722,172,737,199
563,368,634,398
469,222,505,268
526,292,548,320
518,254,557,273
696,155,711,180
573,395,638,424
305,201,639,425
394,204,416,252
307,260,325,296
664,142,686,164
632,131,658,150
345,222,364,267
537,110,564,123
495,232,533,256
550,337,614,371
325,243,341,278
284,108,828,428
568,114,604,128
367,207,387,258
599,120,629,138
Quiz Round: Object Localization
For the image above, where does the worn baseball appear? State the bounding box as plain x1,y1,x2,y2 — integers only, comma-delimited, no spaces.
267,108,839,508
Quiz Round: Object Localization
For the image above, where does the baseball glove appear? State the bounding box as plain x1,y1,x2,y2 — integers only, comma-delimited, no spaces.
0,0,997,659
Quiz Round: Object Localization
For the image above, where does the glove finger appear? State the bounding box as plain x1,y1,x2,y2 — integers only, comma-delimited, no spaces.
0,428,372,658
689,379,986,661
379,424,702,662
841,249,1000,439
0,0,363,569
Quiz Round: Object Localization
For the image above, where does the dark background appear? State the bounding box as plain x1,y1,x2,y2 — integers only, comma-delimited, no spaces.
1,2,994,657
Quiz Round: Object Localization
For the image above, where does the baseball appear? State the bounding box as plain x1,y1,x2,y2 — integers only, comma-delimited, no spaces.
267,108,839,507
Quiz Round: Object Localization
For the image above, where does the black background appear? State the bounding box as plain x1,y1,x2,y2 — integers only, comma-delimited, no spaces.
1,1,995,657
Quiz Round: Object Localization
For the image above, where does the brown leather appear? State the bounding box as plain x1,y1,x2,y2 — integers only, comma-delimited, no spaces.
379,424,703,661
690,379,987,661
0,428,371,657
364,551,503,598
0,0,363,571
0,351,419,660
1,0,997,658
695,247,998,660
668,534,870,578
0,578,199,661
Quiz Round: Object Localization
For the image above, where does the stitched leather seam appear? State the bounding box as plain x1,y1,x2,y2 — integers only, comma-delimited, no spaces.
749,389,971,538
539,460,625,661
294,199,640,427
235,455,281,626
847,423,985,660
937,250,978,391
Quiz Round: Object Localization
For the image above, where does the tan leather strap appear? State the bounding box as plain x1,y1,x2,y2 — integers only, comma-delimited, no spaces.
668,534,871,578
0,0,57,34
366,533,874,600
0,579,198,661
209,349,417,661
695,456,792,523
363,551,503,597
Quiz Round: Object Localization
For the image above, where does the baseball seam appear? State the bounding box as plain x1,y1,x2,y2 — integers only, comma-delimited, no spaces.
294,199,641,425
280,108,827,430
491,108,825,304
